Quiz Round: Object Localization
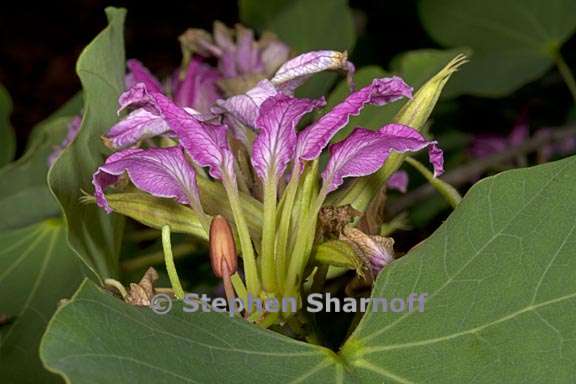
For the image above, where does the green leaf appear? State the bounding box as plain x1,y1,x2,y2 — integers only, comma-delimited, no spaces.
0,117,71,231
0,84,15,167
340,155,576,382
38,156,576,383
0,218,83,383
391,48,471,92
263,0,356,98
419,0,576,97
40,280,343,383
238,0,292,30
48,7,126,279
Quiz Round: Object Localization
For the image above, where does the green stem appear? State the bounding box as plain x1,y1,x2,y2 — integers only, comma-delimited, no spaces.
261,175,278,292
161,225,185,299
555,52,576,105
275,167,301,291
222,175,261,296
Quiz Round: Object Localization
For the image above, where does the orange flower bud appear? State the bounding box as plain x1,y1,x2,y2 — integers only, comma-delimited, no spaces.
209,215,238,278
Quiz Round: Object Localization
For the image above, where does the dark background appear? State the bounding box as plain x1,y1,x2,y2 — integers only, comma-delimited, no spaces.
0,0,435,147
1,0,574,153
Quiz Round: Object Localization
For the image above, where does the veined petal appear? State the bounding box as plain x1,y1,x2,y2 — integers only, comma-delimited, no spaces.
103,109,170,150
322,124,444,192
125,59,164,94
118,83,158,113
93,147,199,214
252,94,324,181
173,58,221,114
213,79,278,128
270,50,355,94
152,92,235,180
297,77,412,162
387,171,409,193
379,124,444,177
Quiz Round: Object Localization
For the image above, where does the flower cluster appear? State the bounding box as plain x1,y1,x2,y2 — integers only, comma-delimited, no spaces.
90,23,445,322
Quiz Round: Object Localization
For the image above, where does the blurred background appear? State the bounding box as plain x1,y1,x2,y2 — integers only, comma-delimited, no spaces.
3,0,573,149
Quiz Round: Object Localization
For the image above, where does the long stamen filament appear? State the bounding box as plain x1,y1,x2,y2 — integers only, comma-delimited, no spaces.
261,174,278,292
222,174,261,296
284,162,326,299
161,225,185,299
274,164,302,291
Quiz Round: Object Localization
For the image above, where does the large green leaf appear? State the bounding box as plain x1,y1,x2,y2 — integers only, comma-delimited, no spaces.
40,280,342,383
340,155,576,382
238,0,292,30
48,7,126,279
0,218,83,383
0,84,15,167
42,155,576,383
243,0,355,98
0,117,71,231
419,0,576,97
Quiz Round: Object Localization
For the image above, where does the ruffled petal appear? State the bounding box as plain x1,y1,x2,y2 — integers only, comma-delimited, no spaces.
322,124,444,193
251,94,324,181
270,50,355,94
125,59,164,94
93,147,198,214
151,93,235,180
296,77,412,163
103,109,170,150
118,83,158,113
213,79,278,129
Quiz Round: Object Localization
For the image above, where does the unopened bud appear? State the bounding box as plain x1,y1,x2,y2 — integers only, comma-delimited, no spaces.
209,215,238,278
393,54,467,131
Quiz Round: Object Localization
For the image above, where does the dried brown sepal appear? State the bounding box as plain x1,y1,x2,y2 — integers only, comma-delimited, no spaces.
125,267,159,306
209,215,238,278
318,205,361,240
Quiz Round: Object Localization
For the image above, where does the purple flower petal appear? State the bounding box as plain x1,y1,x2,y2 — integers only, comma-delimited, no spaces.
172,58,221,114
213,79,278,129
235,24,262,75
260,39,290,77
322,124,444,193
151,92,235,181
93,147,199,214
387,171,409,193
118,83,159,113
252,94,324,181
125,59,164,95
378,124,444,177
297,77,413,163
270,50,355,94
103,109,170,150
